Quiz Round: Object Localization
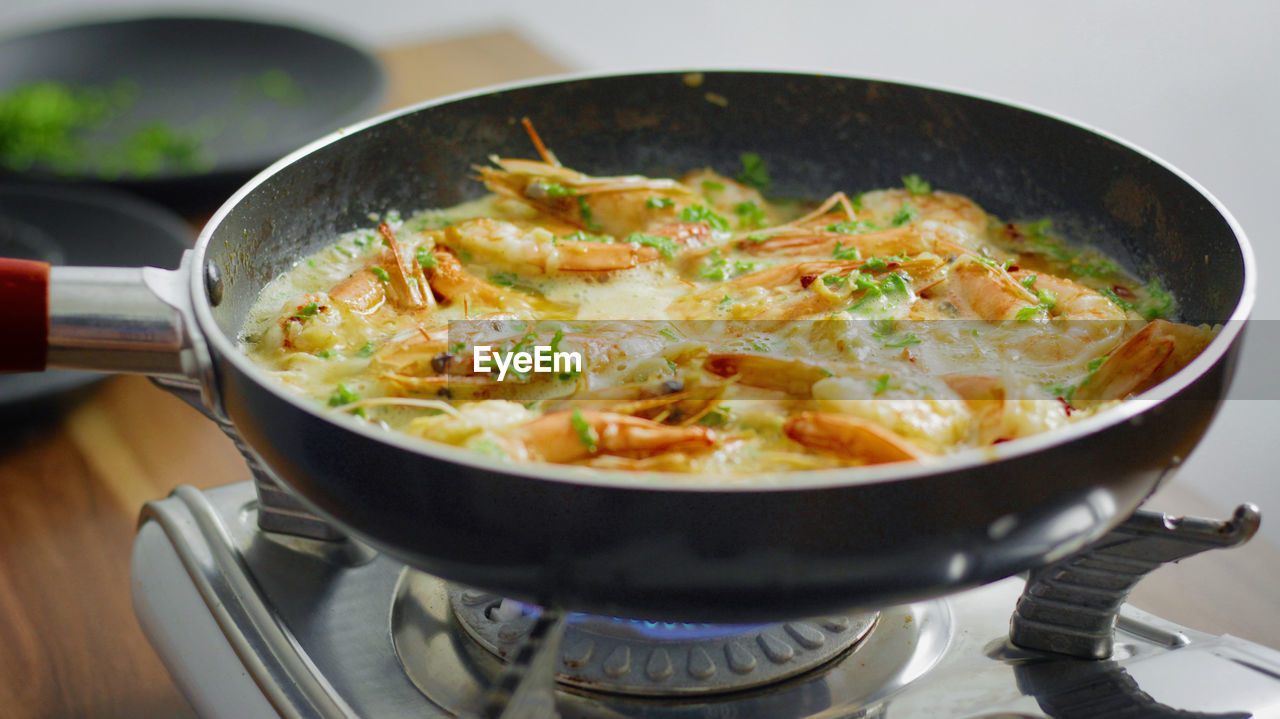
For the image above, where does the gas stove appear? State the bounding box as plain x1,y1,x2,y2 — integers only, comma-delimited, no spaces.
132,481,1280,718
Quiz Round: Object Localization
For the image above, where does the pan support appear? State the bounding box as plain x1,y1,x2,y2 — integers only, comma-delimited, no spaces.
1010,503,1261,660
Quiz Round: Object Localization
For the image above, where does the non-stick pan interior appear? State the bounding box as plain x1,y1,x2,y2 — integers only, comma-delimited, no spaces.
206,71,1245,339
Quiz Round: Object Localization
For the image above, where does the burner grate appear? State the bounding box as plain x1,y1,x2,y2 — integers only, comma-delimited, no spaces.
447,586,878,696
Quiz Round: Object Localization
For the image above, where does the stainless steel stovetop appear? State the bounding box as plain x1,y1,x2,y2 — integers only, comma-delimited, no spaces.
131,481,1280,718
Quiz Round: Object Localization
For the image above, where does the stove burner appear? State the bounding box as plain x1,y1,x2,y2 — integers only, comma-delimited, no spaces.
447,586,878,696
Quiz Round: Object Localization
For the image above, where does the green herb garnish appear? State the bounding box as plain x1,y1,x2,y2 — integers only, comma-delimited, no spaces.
734,201,768,228
902,174,931,195
871,374,894,395
884,334,921,348
355,341,376,358
646,196,674,209
680,204,730,232
571,408,599,453
577,195,602,231
626,233,679,259
416,246,437,268
370,266,391,283
328,383,360,407
736,151,770,191
832,242,861,261
890,202,919,227
490,271,518,286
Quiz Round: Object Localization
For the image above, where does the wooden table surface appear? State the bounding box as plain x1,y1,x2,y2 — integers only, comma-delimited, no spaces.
0,31,1276,719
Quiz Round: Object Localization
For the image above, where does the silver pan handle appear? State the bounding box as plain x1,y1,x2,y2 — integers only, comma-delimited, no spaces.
0,250,223,417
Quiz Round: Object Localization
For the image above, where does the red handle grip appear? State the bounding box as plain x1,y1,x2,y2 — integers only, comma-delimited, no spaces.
0,258,50,372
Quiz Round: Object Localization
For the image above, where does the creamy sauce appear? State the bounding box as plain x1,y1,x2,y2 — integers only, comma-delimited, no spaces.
240,160,1213,478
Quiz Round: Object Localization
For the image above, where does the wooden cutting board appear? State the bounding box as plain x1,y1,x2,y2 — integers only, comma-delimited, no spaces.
0,29,1274,719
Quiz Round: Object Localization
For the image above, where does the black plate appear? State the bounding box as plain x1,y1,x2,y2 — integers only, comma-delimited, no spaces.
0,16,385,210
0,184,190,415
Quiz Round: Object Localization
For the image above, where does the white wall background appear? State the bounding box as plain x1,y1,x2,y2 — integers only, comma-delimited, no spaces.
2,0,1276,541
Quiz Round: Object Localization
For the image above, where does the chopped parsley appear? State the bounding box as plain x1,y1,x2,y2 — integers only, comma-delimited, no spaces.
543,182,576,197
450,341,467,354
871,374,895,395
902,174,931,195
827,220,878,234
734,200,768,228
1020,273,1038,289
736,151,770,191
355,341,376,358
1138,279,1174,320
697,405,731,427
576,195,602,231
884,334,921,348
1068,258,1121,278
698,249,756,280
1016,288,1059,322
626,232,679,259
315,349,334,359
701,179,725,194
1100,287,1135,311
562,231,611,243
658,326,679,341
490,271,518,286
416,246,437,268
890,202,919,227
832,242,861,261
370,266,391,283
294,302,319,319
847,271,912,313
328,383,360,407
646,196,674,209
860,253,908,272
679,204,730,232
570,408,599,453
822,275,848,288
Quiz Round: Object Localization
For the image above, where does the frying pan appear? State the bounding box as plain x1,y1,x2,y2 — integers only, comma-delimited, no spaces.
0,71,1254,622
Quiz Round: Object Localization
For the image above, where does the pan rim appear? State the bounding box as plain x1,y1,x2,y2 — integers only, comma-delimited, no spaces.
190,68,1256,493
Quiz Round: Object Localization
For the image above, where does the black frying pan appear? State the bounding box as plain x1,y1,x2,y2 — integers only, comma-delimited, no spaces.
0,71,1254,621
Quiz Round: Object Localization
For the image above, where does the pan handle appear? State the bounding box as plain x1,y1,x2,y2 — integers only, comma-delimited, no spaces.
0,257,50,372
0,252,219,407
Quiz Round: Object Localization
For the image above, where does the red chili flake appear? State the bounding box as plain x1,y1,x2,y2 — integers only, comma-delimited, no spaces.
1111,284,1135,299
1006,265,1019,272
1057,397,1075,415
800,274,817,288
1005,222,1025,242
993,438,1012,444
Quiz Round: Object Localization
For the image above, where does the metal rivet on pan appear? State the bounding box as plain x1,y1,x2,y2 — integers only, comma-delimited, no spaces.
205,262,224,306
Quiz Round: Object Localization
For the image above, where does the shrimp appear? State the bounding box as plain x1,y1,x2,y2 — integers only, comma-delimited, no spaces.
329,270,385,314
425,248,536,311
738,223,935,259
859,188,992,242
326,223,432,314
1073,319,1215,401
702,354,832,397
783,412,930,465
511,409,716,463
478,159,702,237
442,218,703,273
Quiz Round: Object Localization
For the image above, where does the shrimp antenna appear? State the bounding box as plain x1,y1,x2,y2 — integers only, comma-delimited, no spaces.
521,117,561,167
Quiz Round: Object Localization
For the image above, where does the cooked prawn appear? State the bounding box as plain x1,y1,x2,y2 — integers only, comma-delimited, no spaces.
511,409,716,463
1074,319,1215,401
783,412,930,465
